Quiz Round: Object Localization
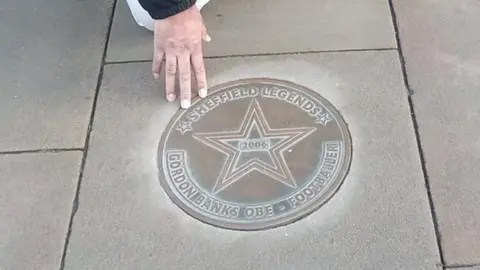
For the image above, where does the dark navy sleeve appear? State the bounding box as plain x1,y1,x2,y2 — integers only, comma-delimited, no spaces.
138,0,196,20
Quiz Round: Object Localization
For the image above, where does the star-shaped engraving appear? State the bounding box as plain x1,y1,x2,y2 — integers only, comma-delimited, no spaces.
315,113,332,126
176,121,193,134
192,99,317,194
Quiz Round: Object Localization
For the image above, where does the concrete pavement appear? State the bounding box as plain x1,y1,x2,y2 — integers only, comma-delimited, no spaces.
1,0,479,269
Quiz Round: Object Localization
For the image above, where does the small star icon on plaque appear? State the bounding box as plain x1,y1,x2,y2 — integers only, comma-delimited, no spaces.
315,113,332,126
176,121,193,134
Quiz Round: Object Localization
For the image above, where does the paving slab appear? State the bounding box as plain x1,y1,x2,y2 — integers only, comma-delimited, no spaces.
392,0,480,265
0,0,114,152
106,0,396,62
65,51,439,269
451,267,480,270
0,152,82,270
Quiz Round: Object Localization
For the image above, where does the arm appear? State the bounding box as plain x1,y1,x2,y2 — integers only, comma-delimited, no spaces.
138,0,196,20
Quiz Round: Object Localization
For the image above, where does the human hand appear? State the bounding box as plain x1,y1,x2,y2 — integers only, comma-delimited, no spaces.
152,5,211,109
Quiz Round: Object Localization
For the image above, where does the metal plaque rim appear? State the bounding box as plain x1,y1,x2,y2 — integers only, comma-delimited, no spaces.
157,77,353,231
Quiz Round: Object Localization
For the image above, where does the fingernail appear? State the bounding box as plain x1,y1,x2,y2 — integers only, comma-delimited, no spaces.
204,34,211,42
198,88,207,98
153,73,159,79
167,94,176,102
181,99,191,109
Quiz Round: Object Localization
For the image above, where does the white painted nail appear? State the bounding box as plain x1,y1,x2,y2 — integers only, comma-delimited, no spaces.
181,99,191,109
167,94,176,102
198,88,207,98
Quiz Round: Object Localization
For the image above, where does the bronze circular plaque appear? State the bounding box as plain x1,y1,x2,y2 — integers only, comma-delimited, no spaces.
158,78,352,231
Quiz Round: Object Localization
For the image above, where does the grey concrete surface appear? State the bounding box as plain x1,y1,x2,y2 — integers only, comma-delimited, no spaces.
2,0,480,267
106,0,396,62
64,52,440,269
0,152,82,270
450,267,480,270
0,0,114,152
393,0,480,265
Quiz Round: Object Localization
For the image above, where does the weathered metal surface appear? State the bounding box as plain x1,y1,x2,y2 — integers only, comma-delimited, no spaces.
158,78,352,230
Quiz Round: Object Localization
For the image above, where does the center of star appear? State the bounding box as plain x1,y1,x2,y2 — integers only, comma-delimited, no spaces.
218,120,288,172
220,121,283,152
192,99,317,194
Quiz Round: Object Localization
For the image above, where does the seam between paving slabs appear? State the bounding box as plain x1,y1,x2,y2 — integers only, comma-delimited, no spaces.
104,47,397,65
447,263,480,269
387,0,446,269
58,0,118,269
0,148,84,156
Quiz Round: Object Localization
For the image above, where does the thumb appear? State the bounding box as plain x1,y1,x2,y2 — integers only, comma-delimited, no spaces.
202,25,211,42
